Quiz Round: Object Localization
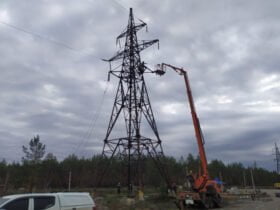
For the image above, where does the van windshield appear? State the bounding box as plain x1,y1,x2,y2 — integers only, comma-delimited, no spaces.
0,198,9,205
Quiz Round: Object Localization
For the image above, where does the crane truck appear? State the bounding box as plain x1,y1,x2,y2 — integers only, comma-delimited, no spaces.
155,63,222,209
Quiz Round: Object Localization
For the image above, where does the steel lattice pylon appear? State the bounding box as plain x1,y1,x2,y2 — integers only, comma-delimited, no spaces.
100,8,170,193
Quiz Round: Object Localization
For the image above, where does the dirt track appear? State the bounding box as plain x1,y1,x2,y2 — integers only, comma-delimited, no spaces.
221,189,280,210
94,188,280,210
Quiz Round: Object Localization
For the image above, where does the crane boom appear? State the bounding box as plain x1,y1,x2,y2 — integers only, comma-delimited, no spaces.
155,63,222,208
157,63,209,178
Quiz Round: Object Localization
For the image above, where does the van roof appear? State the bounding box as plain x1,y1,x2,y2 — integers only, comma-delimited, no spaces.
3,192,91,199
3,193,54,199
2,192,94,207
57,192,94,207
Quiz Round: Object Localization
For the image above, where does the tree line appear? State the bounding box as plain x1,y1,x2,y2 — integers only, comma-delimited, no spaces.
0,135,279,194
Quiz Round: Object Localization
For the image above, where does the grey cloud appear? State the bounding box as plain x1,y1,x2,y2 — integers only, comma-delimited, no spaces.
0,0,279,172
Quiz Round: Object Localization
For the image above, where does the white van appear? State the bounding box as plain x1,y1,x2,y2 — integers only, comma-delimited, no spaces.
0,192,96,210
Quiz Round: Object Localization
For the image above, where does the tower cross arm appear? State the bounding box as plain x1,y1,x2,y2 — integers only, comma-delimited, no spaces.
117,22,147,40
106,50,126,62
138,39,159,51
105,39,158,62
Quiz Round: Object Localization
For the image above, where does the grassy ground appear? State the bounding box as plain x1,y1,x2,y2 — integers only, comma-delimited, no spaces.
93,187,178,210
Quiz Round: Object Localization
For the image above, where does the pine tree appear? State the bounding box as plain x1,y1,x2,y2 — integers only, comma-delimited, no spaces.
22,135,46,164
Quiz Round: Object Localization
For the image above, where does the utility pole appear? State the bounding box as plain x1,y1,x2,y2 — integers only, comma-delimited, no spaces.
243,170,247,188
250,168,256,195
274,142,280,174
99,8,170,195
68,171,72,192
219,171,224,192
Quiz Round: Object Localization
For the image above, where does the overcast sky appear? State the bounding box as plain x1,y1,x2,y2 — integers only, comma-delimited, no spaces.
0,0,279,171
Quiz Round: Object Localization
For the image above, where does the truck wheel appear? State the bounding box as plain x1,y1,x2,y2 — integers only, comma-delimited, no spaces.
201,193,213,209
213,194,222,208
205,185,222,208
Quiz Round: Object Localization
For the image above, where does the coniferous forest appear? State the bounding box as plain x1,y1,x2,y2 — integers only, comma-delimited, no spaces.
0,154,279,192
0,136,279,193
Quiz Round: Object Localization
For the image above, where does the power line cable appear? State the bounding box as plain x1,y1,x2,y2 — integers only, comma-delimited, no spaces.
0,20,102,60
1,1,143,158
0,0,143,58
109,0,129,13
0,20,107,157
73,81,109,157
77,82,109,157
0,1,143,61
106,0,143,21
0,21,77,51
0,3,122,159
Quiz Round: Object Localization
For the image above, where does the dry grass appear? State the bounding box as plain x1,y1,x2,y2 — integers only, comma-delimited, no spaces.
93,187,178,210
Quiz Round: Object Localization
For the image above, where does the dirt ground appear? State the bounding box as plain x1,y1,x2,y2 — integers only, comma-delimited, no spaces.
221,189,280,210
94,188,280,210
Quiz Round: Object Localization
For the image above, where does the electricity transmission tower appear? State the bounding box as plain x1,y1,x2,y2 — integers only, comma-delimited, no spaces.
101,8,169,193
274,142,280,174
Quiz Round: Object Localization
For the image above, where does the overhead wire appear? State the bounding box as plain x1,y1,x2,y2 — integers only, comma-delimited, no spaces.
0,0,139,65
73,81,110,157
0,0,138,59
106,0,144,22
109,0,129,13
0,21,77,51
0,0,140,158
0,20,102,60
0,18,105,158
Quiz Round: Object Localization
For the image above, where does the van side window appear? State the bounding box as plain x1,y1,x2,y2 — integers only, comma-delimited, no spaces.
3,198,28,210
34,196,55,210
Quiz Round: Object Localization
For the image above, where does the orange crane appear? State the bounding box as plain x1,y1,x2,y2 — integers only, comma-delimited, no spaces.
155,63,222,209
